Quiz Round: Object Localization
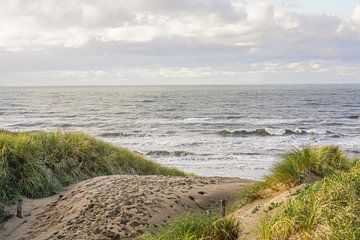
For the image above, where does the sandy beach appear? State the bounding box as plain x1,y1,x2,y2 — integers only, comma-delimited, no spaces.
0,175,253,240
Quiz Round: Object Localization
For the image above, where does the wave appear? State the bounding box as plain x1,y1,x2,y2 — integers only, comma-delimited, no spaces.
146,150,194,157
232,152,262,156
323,122,343,126
326,131,343,138
283,129,313,135
304,102,318,106
99,132,132,137
62,115,77,118
52,123,95,128
11,122,46,128
158,108,177,112
219,128,271,137
348,115,359,119
166,130,177,134
183,117,213,123
55,123,73,128
100,132,151,138
350,149,360,154
218,128,315,137
225,116,243,119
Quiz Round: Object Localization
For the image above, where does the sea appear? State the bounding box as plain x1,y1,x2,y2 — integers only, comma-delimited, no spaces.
1,85,360,180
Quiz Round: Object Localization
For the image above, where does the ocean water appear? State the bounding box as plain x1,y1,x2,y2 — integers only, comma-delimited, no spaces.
1,85,360,180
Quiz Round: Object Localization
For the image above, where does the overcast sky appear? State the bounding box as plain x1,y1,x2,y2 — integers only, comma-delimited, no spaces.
1,0,360,86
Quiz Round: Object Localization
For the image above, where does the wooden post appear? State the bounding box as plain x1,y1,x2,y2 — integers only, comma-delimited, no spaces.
16,199,23,218
220,200,226,217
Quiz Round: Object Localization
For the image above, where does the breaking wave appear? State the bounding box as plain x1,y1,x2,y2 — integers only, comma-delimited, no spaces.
218,128,315,137
146,150,195,157
99,132,132,137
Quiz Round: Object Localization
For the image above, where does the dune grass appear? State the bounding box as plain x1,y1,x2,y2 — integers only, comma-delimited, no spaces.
0,130,185,222
258,160,360,240
239,146,350,203
0,204,11,223
146,146,357,240
143,212,241,240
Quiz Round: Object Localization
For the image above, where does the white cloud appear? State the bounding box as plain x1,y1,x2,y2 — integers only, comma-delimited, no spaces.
0,0,355,51
0,0,359,85
55,67,239,79
250,60,359,76
282,0,303,8
337,5,360,39
337,65,360,76
101,26,159,42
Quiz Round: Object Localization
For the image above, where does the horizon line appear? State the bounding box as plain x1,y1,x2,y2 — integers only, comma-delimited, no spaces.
2,83,360,88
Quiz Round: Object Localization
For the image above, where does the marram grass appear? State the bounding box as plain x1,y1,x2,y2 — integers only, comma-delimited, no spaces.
258,160,360,240
238,146,351,203
142,212,242,240
0,130,185,222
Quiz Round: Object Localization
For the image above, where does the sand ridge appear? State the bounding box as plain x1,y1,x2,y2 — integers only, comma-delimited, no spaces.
0,175,253,240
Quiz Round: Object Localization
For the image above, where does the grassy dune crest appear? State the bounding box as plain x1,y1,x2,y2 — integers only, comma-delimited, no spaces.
0,130,185,222
242,146,350,202
259,160,360,240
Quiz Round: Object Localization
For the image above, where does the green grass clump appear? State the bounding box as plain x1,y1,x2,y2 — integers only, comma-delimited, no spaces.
239,146,350,203
143,212,241,240
0,131,185,222
258,160,360,240
0,203,11,223
267,146,348,186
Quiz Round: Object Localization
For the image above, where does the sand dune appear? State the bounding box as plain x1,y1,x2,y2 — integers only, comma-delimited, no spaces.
0,175,253,240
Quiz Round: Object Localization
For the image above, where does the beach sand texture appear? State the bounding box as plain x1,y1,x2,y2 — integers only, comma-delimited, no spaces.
1,175,253,240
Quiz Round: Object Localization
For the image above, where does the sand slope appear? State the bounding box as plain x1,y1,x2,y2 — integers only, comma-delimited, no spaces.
232,185,305,240
0,175,253,240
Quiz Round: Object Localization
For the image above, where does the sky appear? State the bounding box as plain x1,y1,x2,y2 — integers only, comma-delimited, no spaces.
0,0,360,86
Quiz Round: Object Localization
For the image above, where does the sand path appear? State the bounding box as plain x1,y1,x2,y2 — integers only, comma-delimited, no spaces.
0,175,253,240
232,185,304,240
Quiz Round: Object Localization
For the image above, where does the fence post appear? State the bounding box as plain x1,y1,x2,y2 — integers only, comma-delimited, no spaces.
16,199,23,218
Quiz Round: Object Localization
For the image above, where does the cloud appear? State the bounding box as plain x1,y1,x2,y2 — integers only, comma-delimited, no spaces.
251,60,340,74
0,0,359,85
337,5,360,40
282,0,303,8
336,65,360,76
0,0,355,51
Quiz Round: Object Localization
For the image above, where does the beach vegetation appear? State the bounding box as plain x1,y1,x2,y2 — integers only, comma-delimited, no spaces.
143,212,241,240
149,146,358,240
0,131,185,223
258,160,360,239
237,146,350,204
